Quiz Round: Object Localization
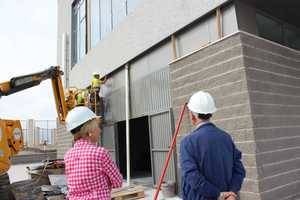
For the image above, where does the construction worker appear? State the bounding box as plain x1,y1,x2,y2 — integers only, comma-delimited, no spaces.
180,91,245,200
90,72,106,117
64,106,122,200
75,89,87,106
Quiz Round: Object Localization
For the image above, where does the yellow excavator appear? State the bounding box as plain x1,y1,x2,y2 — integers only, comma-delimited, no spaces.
0,66,74,196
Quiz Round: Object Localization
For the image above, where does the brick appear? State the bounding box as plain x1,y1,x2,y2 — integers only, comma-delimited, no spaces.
239,191,261,200
241,179,260,193
260,180,300,200
240,33,300,61
256,147,300,166
251,103,300,116
259,169,300,192
252,116,300,128
171,68,247,95
214,116,253,131
254,127,300,140
249,91,300,106
242,44,300,70
246,67,300,88
171,46,244,81
260,158,300,178
243,56,300,77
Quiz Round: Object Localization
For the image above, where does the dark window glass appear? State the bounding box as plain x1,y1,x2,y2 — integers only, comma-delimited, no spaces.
284,25,300,50
256,13,283,44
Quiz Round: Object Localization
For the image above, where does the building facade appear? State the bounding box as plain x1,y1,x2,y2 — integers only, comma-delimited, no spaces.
57,0,300,199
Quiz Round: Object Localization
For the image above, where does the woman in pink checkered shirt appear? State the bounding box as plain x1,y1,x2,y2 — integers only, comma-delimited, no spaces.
64,107,123,200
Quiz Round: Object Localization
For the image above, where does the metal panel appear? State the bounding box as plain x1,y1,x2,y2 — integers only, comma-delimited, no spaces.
222,4,238,36
131,67,171,118
149,111,176,184
108,87,126,122
101,124,116,162
178,14,212,57
106,69,126,122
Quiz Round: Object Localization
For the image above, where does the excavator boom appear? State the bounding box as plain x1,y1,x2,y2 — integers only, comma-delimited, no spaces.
0,66,67,122
0,66,68,174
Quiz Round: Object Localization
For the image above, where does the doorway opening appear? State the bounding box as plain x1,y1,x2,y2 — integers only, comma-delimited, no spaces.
116,116,152,179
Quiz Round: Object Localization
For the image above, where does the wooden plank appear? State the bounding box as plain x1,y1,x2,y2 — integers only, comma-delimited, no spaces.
112,185,145,200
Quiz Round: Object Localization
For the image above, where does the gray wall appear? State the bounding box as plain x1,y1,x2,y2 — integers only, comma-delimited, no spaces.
170,32,259,199
56,121,73,159
241,33,300,200
57,0,230,88
170,31,300,200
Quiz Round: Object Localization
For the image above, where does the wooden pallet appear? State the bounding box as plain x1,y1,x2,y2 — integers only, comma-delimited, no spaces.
111,185,145,200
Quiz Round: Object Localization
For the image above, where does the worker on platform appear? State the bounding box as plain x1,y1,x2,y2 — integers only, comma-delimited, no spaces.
90,72,106,117
180,91,245,200
64,106,122,200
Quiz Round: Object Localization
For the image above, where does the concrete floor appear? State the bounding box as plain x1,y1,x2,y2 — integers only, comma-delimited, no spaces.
8,164,182,199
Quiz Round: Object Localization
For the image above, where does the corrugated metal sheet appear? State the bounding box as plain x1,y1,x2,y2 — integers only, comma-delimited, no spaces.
149,111,176,184
106,68,126,122
108,88,126,122
102,124,116,162
131,67,171,118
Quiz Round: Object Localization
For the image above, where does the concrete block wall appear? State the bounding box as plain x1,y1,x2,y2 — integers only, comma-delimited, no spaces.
241,33,300,200
55,122,73,159
170,32,300,200
170,33,260,199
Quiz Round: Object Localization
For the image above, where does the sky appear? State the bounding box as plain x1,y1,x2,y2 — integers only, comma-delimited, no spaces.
0,0,57,120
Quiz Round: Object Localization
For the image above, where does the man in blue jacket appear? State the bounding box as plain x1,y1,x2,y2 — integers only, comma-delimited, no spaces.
180,91,245,200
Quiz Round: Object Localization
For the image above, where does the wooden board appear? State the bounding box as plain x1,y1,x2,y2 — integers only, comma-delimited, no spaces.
111,185,145,200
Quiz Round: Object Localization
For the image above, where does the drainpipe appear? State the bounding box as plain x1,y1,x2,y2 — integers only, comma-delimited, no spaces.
125,64,131,186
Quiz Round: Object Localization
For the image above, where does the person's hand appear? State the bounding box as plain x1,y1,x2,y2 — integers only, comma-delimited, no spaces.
225,195,236,200
219,192,237,200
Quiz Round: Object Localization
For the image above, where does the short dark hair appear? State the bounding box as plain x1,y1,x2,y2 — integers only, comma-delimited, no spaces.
197,113,212,120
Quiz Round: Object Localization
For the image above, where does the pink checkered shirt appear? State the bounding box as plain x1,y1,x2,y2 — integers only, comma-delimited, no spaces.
64,139,123,200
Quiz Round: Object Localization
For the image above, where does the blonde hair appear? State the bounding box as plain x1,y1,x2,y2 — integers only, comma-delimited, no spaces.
73,118,100,141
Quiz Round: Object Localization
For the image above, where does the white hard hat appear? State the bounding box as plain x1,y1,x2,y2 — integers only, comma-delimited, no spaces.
187,91,217,114
65,106,97,132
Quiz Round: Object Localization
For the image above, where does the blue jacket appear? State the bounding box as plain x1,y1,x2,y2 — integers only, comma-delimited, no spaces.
180,123,245,200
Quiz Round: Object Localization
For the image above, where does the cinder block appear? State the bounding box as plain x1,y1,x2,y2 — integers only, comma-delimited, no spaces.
249,91,300,106
261,158,300,178
240,33,300,61
243,56,300,77
246,68,300,87
260,180,300,200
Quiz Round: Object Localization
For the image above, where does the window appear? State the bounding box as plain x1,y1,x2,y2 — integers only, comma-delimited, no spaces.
112,0,126,29
256,12,300,50
127,0,140,14
91,0,101,47
256,13,283,44
100,0,112,38
72,0,86,66
284,25,300,50
89,0,142,48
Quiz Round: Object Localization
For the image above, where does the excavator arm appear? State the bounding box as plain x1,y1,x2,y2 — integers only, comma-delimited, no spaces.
0,66,68,174
0,66,67,122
